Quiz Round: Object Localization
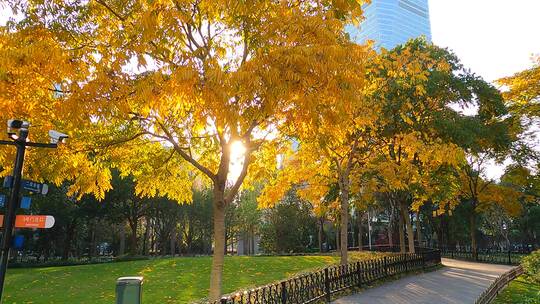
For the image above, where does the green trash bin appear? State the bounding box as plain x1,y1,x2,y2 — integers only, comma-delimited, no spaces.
116,276,143,304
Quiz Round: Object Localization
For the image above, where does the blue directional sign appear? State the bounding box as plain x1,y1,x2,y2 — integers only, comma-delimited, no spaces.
20,197,31,209
12,235,24,249
21,180,48,195
0,195,5,208
3,176,48,195
3,176,13,188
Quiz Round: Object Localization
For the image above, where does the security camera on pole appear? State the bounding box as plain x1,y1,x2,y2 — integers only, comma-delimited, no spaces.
0,120,68,302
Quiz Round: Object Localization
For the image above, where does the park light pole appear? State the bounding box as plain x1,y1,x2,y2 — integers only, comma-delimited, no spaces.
0,120,68,302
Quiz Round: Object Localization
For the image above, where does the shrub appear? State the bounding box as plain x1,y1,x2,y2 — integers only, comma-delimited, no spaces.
114,255,150,262
521,249,540,284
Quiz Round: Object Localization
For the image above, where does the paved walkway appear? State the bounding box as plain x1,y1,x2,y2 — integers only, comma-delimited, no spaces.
332,258,513,304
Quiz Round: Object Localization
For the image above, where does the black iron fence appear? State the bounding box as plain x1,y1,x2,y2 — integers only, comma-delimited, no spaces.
475,265,524,304
348,244,438,253
440,248,530,265
213,249,441,304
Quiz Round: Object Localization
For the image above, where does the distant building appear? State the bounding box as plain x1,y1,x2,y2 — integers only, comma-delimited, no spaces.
347,0,432,49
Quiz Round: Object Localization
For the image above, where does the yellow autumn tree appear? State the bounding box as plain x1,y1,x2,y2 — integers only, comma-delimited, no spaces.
259,128,380,264
0,26,114,197
458,154,524,257
351,172,379,250
498,56,540,119
1,0,369,299
366,39,469,253
369,132,463,252
258,41,379,264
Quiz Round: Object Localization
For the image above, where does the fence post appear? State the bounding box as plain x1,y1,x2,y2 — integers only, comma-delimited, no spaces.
280,281,287,304
383,257,388,277
324,268,331,303
356,262,362,287
421,252,425,271
451,250,454,259
507,250,511,265
404,254,408,273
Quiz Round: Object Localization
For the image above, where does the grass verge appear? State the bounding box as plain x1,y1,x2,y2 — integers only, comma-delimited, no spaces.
492,275,540,304
4,251,386,304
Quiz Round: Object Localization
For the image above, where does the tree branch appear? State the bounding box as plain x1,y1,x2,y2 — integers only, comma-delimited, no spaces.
225,150,251,204
155,120,216,181
97,132,149,149
95,0,126,21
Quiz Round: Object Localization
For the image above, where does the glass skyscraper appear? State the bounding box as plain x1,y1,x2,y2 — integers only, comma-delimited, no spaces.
347,0,432,50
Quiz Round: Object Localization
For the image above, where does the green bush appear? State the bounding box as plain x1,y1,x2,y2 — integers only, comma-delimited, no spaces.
114,255,150,262
521,249,540,284
9,257,114,268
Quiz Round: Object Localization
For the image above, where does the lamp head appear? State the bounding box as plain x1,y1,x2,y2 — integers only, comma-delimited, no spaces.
49,130,69,144
7,120,29,140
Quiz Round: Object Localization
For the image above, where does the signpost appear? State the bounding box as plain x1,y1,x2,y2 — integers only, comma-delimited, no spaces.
20,197,31,210
0,129,28,301
22,180,48,195
2,177,12,189
0,215,55,229
12,236,24,250
3,177,49,195
0,119,65,302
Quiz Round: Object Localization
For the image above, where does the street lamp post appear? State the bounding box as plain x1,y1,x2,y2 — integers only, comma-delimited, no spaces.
368,208,372,250
0,120,67,302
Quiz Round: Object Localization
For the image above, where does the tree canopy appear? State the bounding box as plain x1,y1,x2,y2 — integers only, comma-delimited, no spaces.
0,0,371,299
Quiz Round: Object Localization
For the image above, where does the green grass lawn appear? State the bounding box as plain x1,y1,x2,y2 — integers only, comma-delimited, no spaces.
492,275,540,304
3,251,385,304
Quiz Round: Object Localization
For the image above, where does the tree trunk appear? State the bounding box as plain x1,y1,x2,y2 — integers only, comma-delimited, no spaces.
388,225,393,249
399,208,405,253
89,220,97,257
339,192,349,264
357,211,363,251
119,223,126,256
318,217,324,253
209,187,226,301
400,201,415,253
416,211,422,247
388,205,394,249
251,228,256,255
187,217,194,253
337,170,351,265
437,214,447,249
142,218,150,255
170,228,176,256
150,220,155,254
62,221,76,260
129,220,138,255
445,215,451,249
470,213,477,258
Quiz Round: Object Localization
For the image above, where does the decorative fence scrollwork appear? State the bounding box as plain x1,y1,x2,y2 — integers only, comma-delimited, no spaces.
213,249,441,304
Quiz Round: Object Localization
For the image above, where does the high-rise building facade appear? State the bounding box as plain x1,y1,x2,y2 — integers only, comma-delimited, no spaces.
347,0,432,49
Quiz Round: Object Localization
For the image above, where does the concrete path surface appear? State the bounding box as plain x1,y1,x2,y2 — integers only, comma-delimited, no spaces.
332,258,514,304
